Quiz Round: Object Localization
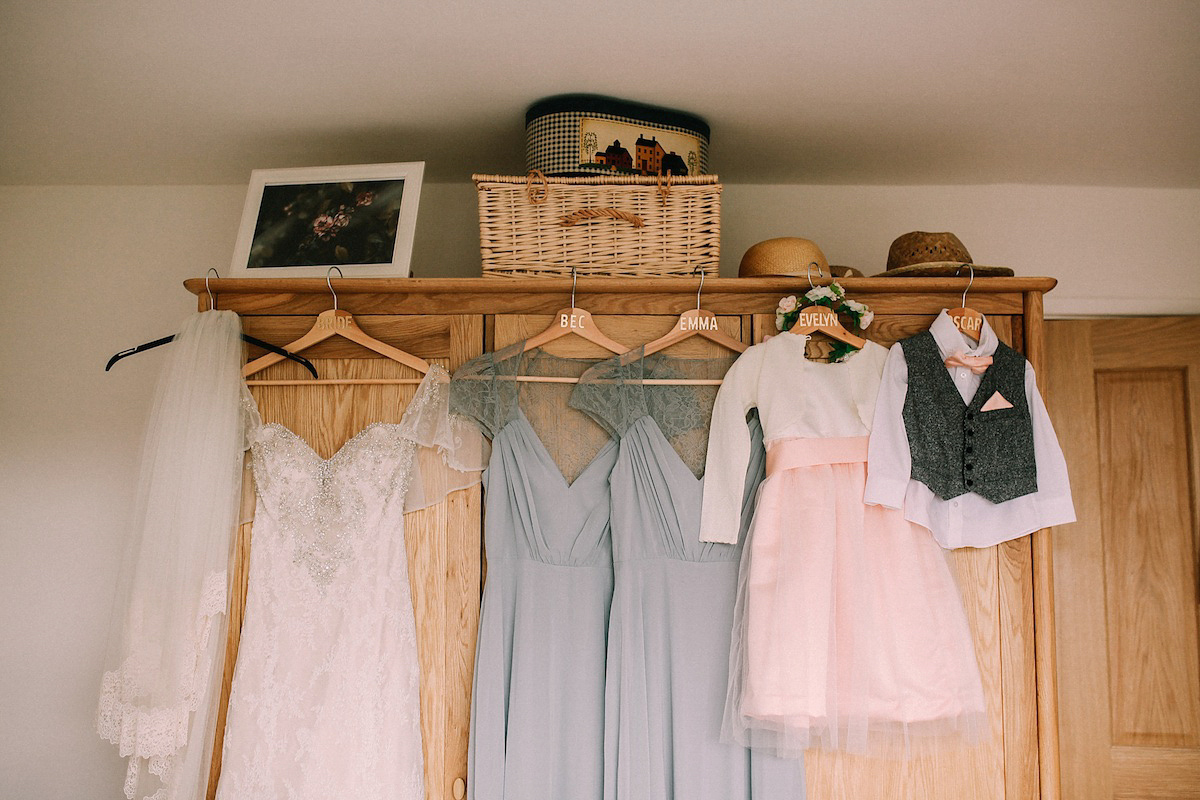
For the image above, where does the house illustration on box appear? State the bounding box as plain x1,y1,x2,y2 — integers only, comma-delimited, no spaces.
661,151,687,176
635,135,665,174
592,134,690,176
593,139,634,171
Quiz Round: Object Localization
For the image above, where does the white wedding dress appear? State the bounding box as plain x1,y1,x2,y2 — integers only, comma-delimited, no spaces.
215,366,484,800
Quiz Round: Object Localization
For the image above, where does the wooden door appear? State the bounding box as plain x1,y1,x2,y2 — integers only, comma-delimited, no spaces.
207,313,484,800
754,313,1039,800
1045,317,1200,799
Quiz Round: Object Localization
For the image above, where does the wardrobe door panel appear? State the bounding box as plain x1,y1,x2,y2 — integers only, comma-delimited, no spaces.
867,314,938,344
447,315,486,799
1047,317,1200,800
208,314,484,800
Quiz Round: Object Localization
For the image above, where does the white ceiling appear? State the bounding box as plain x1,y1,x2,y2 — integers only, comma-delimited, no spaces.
3,0,1198,187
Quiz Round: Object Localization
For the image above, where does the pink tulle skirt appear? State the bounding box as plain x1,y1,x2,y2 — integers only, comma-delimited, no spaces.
724,436,987,758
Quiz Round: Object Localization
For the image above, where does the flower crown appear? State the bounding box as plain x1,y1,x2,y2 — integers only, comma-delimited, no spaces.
775,282,874,362
775,282,874,332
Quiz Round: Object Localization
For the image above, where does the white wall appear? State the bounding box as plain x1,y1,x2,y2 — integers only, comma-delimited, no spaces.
1,181,1198,798
0,187,240,799
721,185,1200,317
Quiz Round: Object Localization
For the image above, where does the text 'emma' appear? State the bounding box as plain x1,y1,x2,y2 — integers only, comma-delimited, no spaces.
678,315,719,331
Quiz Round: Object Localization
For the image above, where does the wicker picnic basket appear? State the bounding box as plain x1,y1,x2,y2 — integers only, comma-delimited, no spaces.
473,171,721,278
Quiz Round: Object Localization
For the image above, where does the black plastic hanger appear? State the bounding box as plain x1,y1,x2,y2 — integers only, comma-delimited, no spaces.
106,332,319,378
105,270,318,378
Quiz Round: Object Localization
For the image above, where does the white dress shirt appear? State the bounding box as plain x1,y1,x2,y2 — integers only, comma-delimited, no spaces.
863,311,1075,549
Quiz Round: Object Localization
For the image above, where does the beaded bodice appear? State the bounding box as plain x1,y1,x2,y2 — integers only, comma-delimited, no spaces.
247,421,418,588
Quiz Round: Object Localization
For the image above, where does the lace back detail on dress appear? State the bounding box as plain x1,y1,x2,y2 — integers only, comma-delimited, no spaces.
572,349,738,477
451,344,611,484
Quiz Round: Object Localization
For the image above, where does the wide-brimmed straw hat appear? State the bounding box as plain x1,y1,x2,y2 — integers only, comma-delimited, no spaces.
876,231,1014,277
739,237,863,278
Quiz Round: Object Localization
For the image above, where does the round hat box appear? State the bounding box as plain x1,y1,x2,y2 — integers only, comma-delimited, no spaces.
526,94,710,178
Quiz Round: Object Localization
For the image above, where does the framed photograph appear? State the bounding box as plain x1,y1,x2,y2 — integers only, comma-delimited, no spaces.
230,162,424,278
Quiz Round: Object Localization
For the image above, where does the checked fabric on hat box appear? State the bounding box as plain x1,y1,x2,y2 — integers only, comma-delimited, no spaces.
525,94,710,178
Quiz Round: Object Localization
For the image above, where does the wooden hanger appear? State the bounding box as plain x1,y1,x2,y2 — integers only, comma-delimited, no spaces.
488,267,629,384
242,268,432,385
519,267,628,356
609,268,746,385
945,263,984,342
639,268,748,358
786,263,867,349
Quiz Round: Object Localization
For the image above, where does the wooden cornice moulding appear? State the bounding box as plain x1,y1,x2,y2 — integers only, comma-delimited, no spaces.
186,276,1058,295
186,276,1056,316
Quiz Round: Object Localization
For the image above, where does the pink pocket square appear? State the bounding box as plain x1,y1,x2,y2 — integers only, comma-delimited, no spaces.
980,391,1014,411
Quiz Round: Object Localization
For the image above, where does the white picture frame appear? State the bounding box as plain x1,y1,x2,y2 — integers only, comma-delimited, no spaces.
230,162,424,278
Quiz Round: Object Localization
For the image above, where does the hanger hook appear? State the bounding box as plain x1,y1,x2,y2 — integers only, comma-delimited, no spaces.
807,261,825,290
205,268,220,310
694,266,705,311
571,265,578,309
326,266,344,310
957,262,975,306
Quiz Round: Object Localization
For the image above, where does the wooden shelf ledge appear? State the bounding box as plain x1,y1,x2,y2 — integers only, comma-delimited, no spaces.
188,275,1057,296
186,276,1056,316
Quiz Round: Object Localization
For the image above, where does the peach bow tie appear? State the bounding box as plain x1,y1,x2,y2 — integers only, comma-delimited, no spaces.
944,352,993,374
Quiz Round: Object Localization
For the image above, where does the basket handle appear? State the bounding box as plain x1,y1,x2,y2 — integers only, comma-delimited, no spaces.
559,208,646,228
526,170,550,204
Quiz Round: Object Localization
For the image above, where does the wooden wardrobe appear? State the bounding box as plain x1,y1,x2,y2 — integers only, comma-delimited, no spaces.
190,275,1062,800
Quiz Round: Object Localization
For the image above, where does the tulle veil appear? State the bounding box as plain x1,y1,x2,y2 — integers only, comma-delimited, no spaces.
98,311,246,800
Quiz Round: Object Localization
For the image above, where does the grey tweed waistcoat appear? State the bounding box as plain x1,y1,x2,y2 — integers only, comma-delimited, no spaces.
898,332,1037,503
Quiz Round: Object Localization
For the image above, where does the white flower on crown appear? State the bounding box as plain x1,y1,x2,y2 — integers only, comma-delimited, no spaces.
775,312,787,331
777,295,798,313
840,298,874,329
804,286,837,303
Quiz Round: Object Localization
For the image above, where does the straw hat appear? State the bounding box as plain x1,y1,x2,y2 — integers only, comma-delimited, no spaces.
738,237,863,278
877,231,1014,277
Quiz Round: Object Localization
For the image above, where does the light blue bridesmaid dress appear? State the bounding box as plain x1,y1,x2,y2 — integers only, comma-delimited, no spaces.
452,344,618,800
572,350,806,800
